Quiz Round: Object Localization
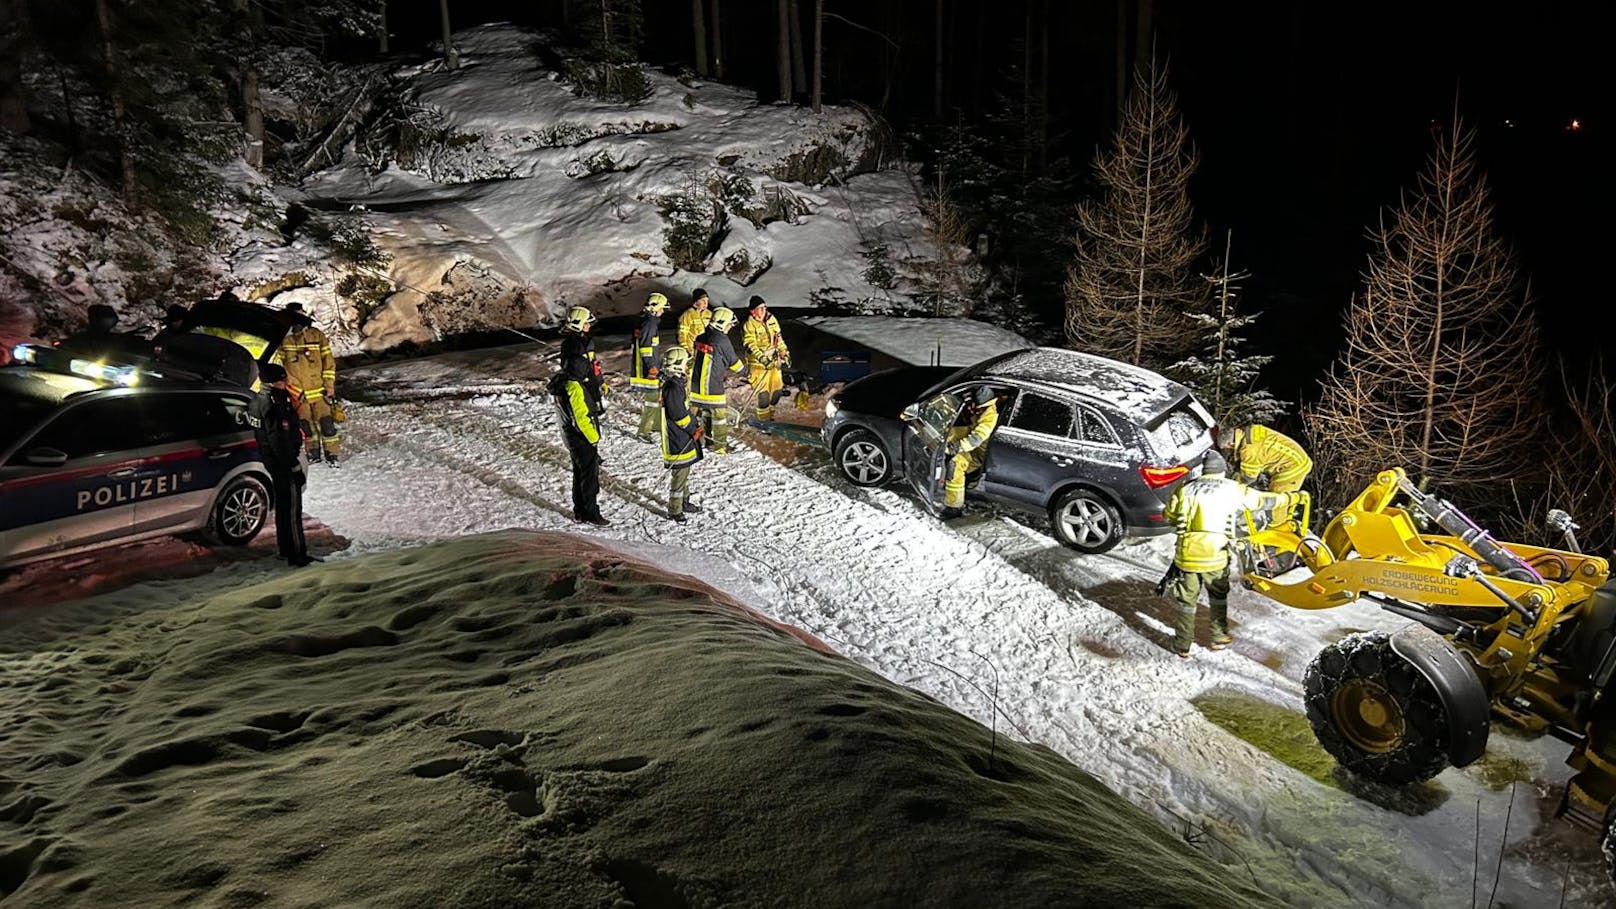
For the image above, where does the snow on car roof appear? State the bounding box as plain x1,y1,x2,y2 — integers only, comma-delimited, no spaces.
985,348,1189,423
799,316,1034,367
0,367,101,403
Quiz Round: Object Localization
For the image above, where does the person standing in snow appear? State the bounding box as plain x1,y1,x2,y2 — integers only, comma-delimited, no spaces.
941,386,1000,518
632,292,669,443
678,288,712,353
554,305,610,526
275,301,341,468
247,363,312,567
1160,450,1293,658
741,295,791,422
690,306,745,455
1216,423,1312,493
657,346,704,523
62,304,120,345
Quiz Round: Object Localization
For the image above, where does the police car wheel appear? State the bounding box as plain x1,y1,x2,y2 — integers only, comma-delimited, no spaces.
206,475,270,547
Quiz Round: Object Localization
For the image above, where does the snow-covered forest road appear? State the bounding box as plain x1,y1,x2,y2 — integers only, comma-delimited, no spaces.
287,342,1616,908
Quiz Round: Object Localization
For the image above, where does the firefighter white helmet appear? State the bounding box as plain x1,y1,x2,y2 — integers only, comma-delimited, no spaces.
646,292,669,314
564,306,594,332
709,306,736,332
662,346,690,376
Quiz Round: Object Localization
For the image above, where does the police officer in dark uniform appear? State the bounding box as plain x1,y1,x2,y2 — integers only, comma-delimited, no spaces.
248,362,312,566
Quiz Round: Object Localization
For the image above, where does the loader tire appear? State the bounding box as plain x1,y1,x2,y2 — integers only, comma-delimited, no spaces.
1304,632,1450,785
1604,814,1616,892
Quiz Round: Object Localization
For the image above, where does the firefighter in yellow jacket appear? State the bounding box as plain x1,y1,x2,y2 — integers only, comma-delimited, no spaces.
1161,450,1293,657
275,302,340,466
741,295,790,421
677,287,712,353
942,386,1000,517
1218,423,1312,493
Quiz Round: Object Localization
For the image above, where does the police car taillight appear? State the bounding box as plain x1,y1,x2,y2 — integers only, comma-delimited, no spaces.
11,343,38,364
70,358,140,386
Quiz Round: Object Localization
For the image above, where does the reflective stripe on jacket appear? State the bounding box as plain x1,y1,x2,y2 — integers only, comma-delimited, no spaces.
690,326,742,405
631,312,661,389
950,400,998,453
558,331,603,443
276,326,336,396
660,373,700,465
742,314,787,368
678,307,711,352
1236,425,1311,490
1165,476,1273,572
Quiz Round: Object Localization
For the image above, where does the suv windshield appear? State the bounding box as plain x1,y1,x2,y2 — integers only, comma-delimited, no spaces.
0,395,58,453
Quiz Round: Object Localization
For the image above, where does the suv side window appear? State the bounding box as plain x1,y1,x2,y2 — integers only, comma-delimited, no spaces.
1009,393,1074,438
1076,405,1119,445
18,399,148,462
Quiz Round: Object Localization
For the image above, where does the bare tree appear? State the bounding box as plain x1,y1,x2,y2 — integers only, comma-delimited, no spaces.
1307,118,1548,518
692,0,708,76
379,0,389,53
1063,55,1206,368
94,0,138,201
1541,358,1616,556
709,0,723,78
439,0,459,70
0,0,31,134
811,0,822,112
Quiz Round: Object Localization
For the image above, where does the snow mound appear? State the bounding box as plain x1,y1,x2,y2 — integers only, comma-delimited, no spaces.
0,532,1271,908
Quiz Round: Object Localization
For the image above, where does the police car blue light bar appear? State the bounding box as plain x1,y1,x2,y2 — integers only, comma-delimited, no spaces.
11,343,38,364
69,358,140,386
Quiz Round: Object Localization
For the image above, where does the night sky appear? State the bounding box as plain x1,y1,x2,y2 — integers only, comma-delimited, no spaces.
328,1,1611,395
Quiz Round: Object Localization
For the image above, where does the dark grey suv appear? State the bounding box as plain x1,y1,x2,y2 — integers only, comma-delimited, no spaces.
820,347,1215,553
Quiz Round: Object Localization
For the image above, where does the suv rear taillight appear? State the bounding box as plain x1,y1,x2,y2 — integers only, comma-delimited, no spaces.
1139,464,1190,489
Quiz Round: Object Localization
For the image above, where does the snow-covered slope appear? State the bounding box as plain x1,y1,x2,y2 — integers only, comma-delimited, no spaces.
2,24,961,359
296,24,955,353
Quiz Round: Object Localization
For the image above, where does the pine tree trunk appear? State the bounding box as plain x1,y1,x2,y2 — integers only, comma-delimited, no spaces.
1037,0,1048,171
789,0,806,95
972,0,983,113
439,0,459,70
811,0,822,113
0,0,32,135
234,0,265,169
932,0,943,119
776,0,791,102
95,0,138,202
692,0,708,76
710,0,723,78
379,0,389,53
1020,9,1031,177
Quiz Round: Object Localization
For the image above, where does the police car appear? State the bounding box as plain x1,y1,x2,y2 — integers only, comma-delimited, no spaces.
0,300,302,571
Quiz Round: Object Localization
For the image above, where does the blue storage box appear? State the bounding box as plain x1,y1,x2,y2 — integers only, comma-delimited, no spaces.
819,350,871,383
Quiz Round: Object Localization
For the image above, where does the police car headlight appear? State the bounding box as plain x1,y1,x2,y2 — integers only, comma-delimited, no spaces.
824,397,839,420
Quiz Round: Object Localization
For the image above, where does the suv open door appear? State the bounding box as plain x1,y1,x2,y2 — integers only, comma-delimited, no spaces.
900,391,963,516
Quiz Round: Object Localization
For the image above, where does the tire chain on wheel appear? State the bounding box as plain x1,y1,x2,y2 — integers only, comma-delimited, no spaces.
1302,631,1451,785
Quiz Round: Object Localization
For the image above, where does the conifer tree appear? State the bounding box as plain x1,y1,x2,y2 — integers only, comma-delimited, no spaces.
1169,231,1284,427
1307,118,1547,518
1064,54,1205,368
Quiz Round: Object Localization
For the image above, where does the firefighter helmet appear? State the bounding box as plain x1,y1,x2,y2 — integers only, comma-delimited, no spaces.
662,346,691,376
564,306,594,332
709,306,736,332
646,292,669,314
1201,449,1228,476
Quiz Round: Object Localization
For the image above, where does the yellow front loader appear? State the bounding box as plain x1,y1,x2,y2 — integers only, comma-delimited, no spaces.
1240,469,1616,871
